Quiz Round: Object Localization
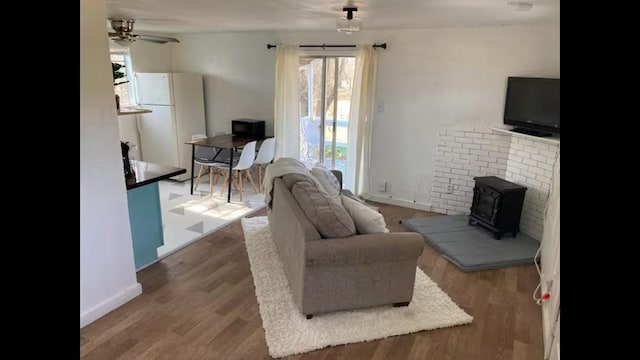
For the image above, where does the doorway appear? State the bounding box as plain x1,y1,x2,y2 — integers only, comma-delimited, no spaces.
298,56,355,176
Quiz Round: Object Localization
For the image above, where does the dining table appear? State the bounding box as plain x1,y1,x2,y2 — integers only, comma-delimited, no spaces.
185,134,272,202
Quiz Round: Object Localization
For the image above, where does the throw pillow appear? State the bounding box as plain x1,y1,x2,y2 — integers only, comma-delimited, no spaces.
291,181,356,238
341,195,390,234
310,166,341,197
342,191,381,213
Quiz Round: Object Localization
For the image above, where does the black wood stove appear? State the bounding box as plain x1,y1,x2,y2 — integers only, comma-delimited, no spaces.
468,176,527,240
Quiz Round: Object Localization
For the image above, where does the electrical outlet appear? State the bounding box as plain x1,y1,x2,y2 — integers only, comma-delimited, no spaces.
447,184,454,194
376,100,385,113
386,183,392,192
378,182,387,192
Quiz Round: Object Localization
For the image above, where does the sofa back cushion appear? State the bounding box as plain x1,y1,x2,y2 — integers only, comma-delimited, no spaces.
282,173,315,190
341,195,390,234
310,166,342,197
291,181,356,238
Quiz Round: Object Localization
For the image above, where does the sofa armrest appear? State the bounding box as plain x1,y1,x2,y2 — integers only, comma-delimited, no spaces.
305,232,425,267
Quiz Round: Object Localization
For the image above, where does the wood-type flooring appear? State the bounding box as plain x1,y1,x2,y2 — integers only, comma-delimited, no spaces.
80,202,543,360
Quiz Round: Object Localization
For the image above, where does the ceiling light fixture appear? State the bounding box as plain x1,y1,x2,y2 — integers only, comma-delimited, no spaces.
336,7,362,34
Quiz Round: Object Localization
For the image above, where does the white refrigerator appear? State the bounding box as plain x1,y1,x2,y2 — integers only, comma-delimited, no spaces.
134,73,206,181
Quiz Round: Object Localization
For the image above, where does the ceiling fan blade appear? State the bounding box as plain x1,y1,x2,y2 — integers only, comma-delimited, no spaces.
134,34,180,43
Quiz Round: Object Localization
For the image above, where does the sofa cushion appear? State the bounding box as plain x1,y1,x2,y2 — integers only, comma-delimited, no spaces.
281,173,314,190
341,195,390,234
311,166,341,197
291,181,356,238
342,191,381,213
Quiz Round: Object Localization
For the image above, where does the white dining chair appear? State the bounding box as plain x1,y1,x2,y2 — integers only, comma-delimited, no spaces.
215,140,258,201
252,137,275,191
192,132,227,195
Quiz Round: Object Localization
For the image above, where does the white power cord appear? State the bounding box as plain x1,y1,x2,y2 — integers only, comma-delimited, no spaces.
532,244,545,305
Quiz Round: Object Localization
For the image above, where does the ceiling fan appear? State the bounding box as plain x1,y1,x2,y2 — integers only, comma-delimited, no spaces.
108,19,180,44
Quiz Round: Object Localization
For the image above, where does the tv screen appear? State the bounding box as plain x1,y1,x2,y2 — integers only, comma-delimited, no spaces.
504,77,560,135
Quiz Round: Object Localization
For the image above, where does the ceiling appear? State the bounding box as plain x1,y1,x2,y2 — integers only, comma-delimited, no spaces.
105,0,560,34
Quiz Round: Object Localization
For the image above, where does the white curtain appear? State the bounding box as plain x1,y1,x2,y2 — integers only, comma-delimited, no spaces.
346,45,378,195
273,44,300,160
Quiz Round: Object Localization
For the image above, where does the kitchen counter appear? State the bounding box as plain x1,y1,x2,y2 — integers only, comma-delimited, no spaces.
124,160,185,270
125,160,186,190
117,107,152,116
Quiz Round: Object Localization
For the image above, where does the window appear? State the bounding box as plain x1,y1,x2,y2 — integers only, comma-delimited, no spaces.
110,49,136,107
298,56,355,176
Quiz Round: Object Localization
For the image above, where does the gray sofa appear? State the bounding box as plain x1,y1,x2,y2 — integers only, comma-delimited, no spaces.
267,174,425,318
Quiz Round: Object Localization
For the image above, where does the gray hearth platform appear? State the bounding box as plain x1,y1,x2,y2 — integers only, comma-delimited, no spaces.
401,215,540,272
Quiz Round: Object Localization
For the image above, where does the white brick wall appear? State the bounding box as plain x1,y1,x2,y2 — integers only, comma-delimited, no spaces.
431,127,560,241
431,127,511,215
505,137,559,240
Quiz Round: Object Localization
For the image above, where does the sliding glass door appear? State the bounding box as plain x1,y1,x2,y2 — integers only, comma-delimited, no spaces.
298,56,355,176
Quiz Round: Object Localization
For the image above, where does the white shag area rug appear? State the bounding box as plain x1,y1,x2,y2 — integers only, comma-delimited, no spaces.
240,216,473,358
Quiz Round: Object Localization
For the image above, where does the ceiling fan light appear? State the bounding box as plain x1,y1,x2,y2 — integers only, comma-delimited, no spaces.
109,18,179,45
336,18,362,34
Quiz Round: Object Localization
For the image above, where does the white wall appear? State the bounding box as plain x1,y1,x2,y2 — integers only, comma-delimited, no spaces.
430,127,511,215
369,25,559,207
505,135,559,240
80,0,141,328
128,40,174,73
171,32,276,136
168,25,558,207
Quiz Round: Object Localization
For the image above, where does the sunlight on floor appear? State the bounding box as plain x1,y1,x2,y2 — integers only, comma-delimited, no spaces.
176,201,210,213
156,177,265,259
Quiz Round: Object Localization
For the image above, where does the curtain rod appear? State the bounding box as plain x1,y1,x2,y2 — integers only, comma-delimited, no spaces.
267,43,387,50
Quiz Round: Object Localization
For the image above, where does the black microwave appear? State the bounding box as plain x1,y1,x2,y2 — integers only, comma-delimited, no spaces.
232,119,265,138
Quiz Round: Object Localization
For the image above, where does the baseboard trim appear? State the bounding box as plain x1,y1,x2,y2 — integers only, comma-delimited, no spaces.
362,194,432,212
80,282,142,328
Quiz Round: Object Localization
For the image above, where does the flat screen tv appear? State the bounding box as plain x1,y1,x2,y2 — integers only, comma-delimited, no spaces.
503,77,560,137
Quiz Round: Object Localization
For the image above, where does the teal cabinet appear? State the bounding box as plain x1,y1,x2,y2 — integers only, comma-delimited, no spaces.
126,182,164,270
124,160,185,271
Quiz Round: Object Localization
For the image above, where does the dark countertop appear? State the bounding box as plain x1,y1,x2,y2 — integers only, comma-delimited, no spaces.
126,160,186,190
